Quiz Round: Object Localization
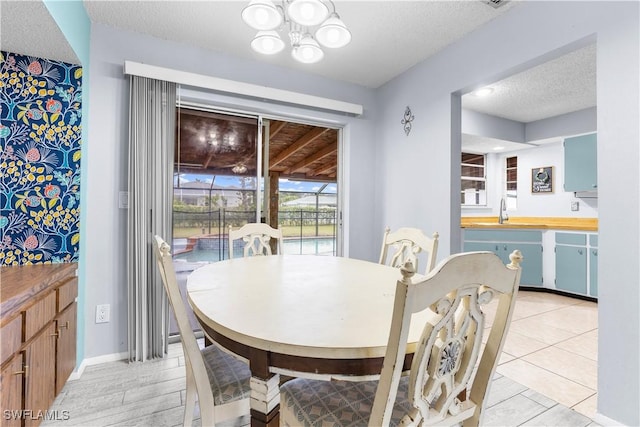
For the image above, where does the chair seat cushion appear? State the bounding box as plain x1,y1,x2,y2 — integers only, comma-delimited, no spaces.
202,344,252,406
280,376,413,427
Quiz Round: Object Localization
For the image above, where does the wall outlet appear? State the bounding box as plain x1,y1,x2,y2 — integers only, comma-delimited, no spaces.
96,304,110,323
571,201,579,211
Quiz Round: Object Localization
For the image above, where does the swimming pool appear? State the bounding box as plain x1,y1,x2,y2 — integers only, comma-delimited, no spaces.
173,236,336,262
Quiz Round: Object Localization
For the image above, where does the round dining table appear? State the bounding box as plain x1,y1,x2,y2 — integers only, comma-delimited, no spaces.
186,254,431,427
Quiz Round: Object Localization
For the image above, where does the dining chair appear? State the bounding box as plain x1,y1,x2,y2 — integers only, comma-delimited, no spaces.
153,236,251,427
378,226,440,274
228,223,283,259
280,249,523,427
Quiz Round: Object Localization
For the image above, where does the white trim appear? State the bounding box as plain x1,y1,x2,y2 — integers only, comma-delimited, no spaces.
123,61,363,116
68,351,128,380
593,412,627,426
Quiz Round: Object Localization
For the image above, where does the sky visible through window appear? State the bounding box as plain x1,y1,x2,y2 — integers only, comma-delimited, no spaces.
175,173,336,194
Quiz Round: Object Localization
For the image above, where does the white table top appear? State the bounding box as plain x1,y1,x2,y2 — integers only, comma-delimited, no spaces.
187,255,432,360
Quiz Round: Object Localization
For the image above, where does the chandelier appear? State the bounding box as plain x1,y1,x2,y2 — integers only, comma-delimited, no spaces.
241,0,351,64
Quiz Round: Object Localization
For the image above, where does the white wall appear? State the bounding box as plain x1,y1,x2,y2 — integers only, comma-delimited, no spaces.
463,142,598,218
84,23,378,359
375,2,638,425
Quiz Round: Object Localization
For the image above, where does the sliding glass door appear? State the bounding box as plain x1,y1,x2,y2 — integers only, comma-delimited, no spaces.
172,107,262,264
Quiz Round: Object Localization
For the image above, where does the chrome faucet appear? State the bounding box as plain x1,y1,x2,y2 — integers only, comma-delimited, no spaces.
499,197,509,224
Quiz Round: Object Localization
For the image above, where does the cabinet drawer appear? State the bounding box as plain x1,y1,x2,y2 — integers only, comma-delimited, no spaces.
556,232,586,245
0,315,23,365
57,278,78,312
464,229,542,243
24,292,56,342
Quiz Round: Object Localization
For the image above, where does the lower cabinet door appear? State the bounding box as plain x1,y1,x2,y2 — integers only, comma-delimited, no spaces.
56,302,77,394
506,243,543,286
463,241,501,256
556,245,587,295
24,323,57,427
589,248,598,297
1,354,24,427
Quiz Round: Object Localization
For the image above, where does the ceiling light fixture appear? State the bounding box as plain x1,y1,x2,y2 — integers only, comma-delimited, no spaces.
242,0,351,64
473,87,494,97
232,163,248,174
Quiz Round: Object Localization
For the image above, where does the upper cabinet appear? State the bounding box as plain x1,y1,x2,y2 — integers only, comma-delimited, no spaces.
564,133,597,193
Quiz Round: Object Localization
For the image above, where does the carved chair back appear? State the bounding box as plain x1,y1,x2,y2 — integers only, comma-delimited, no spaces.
370,250,522,426
378,226,439,275
228,223,283,259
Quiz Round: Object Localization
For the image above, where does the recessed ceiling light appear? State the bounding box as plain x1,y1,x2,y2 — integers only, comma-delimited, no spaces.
493,146,504,151
473,87,494,97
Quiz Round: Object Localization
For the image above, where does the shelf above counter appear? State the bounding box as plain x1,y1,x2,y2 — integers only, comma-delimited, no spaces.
461,216,598,231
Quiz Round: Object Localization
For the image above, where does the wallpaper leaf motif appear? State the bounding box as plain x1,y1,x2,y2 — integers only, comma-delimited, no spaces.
1,51,82,266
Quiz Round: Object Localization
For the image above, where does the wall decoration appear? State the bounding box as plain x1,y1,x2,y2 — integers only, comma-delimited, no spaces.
1,51,82,266
531,166,553,193
401,106,414,135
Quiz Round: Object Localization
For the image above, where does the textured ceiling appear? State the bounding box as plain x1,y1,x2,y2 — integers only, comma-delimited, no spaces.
0,0,79,64
462,43,597,123
1,1,597,153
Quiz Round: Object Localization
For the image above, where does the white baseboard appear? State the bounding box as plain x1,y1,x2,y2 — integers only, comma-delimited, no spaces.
68,351,128,380
593,412,627,426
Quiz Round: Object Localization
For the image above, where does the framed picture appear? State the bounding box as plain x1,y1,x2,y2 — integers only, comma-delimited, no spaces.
532,166,554,193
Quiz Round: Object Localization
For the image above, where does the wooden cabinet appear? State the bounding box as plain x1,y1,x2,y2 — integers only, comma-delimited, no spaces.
55,302,77,395
555,232,598,297
0,263,77,427
463,229,543,286
564,133,597,192
24,324,57,427
1,355,24,427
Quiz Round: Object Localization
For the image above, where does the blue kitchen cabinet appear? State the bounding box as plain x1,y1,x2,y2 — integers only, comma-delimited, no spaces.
463,230,543,286
564,133,597,192
555,233,587,295
589,234,598,297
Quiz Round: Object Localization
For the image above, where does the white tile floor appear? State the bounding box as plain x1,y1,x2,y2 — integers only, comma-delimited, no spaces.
493,291,598,419
43,290,599,426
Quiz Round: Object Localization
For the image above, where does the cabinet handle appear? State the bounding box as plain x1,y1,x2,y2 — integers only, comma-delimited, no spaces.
51,329,60,337
578,249,583,255
592,184,597,188
60,321,70,330
14,365,29,378
593,250,598,256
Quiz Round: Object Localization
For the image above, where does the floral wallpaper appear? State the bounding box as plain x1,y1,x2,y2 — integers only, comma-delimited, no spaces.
1,51,82,266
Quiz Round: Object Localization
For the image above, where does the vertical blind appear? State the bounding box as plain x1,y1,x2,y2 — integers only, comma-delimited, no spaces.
127,76,176,361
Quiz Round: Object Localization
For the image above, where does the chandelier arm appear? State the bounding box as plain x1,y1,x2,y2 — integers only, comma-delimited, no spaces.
326,0,337,14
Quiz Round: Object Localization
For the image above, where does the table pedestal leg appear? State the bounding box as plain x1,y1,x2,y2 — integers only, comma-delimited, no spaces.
250,373,280,427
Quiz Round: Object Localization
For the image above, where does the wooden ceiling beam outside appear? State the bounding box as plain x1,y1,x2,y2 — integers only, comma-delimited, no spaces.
286,142,337,174
203,151,215,169
312,161,337,177
268,121,287,139
269,127,329,168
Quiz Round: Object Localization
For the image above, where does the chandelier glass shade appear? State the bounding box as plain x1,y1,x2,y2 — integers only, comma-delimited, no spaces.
242,0,351,64
251,30,286,55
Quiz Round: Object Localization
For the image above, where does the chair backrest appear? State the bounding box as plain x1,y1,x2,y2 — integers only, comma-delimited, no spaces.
228,223,283,259
153,236,216,422
378,226,439,274
370,250,522,427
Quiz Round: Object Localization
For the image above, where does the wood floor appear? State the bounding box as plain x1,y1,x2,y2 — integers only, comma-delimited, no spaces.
43,291,601,427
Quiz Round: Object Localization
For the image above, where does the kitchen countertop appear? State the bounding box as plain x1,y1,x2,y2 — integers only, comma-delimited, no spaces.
461,216,598,231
